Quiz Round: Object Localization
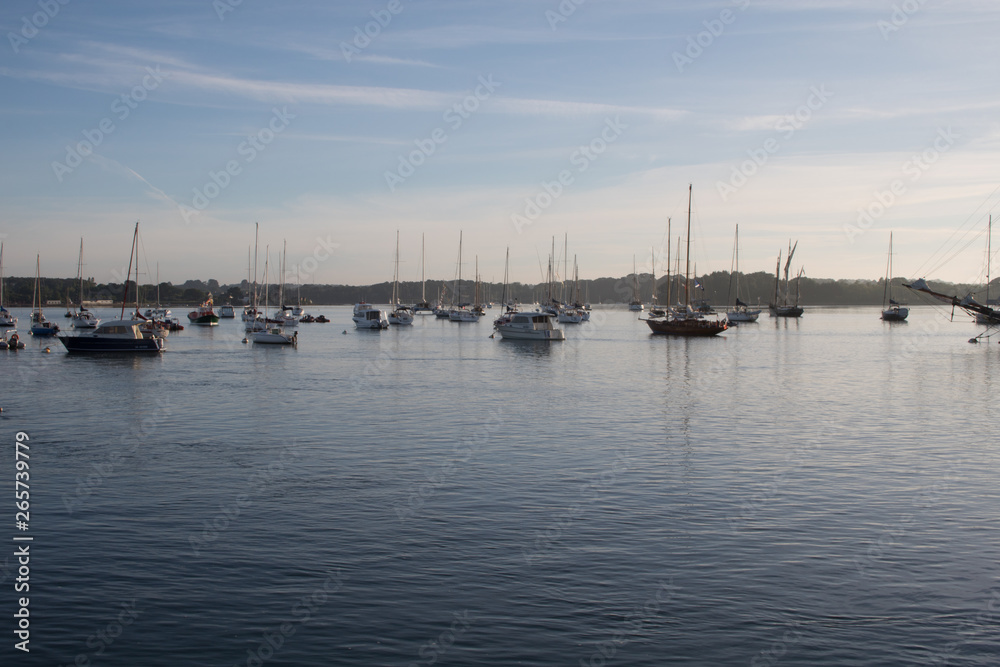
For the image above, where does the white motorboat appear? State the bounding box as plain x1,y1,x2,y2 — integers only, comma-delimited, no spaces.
353,302,389,329
495,311,565,340
449,307,478,322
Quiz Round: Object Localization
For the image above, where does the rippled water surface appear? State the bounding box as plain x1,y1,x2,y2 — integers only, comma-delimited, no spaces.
3,305,999,666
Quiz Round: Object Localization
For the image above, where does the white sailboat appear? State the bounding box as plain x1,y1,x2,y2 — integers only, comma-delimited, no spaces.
251,248,297,345
70,238,100,329
245,225,267,333
276,240,298,328
449,231,478,322
725,225,761,324
413,233,434,313
881,232,908,322
389,230,414,326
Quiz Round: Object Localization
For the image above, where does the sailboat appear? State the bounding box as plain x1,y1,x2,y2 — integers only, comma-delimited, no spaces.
769,240,804,317
0,243,16,328
413,234,434,313
645,185,727,336
251,248,298,345
556,251,583,324
648,242,667,318
389,230,414,325
725,225,761,324
449,231,478,322
70,239,100,329
628,255,643,311
59,222,164,353
974,215,999,325
29,255,60,336
245,225,268,333
880,232,908,322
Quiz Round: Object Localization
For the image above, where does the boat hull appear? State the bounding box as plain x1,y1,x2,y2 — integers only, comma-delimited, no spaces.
496,326,565,341
725,309,761,324
646,317,727,337
251,330,297,345
769,305,803,318
58,335,163,353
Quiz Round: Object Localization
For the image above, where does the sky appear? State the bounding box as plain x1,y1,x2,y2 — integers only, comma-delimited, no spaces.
2,0,1000,288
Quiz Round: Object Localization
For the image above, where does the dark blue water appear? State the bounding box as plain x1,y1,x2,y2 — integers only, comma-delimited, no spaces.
3,306,999,666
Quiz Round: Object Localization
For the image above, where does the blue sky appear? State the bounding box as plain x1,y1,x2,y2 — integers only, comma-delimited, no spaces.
2,0,1000,287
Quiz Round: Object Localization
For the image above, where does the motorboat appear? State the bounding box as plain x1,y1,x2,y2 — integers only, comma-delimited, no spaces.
1,330,25,349
60,319,165,353
353,303,389,329
495,311,565,340
187,296,220,325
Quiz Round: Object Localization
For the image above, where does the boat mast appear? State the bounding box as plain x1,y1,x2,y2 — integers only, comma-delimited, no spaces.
684,184,692,308
456,231,463,306
421,233,426,303
252,223,259,314
33,255,40,320
665,218,671,308
883,232,893,308
77,238,84,310
987,215,992,306
651,247,656,306
772,251,781,307
728,225,738,308
392,229,400,306
121,222,139,320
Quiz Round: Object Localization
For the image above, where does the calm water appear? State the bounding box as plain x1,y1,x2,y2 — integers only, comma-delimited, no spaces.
2,305,999,666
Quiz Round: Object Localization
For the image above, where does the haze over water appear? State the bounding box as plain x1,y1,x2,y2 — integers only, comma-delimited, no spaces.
4,305,999,666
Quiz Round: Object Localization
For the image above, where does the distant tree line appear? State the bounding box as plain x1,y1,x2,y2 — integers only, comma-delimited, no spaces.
2,273,991,308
